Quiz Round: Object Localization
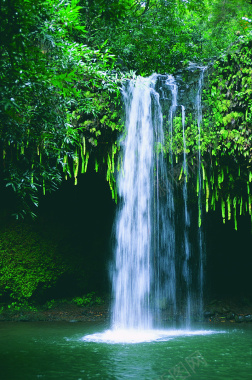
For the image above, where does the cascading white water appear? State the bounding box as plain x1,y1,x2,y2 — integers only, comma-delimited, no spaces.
111,71,206,330
82,70,211,343
112,74,177,329
112,75,156,329
112,74,208,329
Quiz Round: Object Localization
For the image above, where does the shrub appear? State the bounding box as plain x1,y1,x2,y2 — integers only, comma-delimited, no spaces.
0,222,66,302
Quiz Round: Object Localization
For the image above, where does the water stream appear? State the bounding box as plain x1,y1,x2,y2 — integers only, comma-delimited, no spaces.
111,75,155,330
112,74,180,333
83,71,209,343
111,72,207,333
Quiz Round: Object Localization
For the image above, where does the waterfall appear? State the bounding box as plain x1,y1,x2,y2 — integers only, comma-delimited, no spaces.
111,71,206,330
112,74,178,329
82,69,211,343
112,75,156,329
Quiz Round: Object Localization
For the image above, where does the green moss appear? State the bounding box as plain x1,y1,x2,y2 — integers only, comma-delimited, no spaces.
0,223,66,302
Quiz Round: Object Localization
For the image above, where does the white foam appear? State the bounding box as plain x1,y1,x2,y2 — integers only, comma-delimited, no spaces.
81,328,222,344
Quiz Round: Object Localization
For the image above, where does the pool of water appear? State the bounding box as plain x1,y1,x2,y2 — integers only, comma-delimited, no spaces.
0,322,251,379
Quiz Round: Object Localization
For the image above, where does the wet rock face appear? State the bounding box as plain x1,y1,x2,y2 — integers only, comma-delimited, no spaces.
155,66,207,118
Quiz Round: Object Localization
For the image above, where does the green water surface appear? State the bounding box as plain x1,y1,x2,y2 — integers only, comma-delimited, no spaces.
0,322,251,379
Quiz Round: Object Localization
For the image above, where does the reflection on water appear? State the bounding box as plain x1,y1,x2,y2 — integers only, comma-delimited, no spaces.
0,322,251,380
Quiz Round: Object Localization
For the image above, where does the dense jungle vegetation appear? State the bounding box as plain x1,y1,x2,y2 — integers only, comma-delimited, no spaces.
0,0,252,308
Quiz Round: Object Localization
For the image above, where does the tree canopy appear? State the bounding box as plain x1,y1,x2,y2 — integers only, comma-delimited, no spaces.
0,0,125,217
79,0,252,73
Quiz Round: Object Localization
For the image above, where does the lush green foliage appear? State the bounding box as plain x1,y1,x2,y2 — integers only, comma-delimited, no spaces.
202,33,252,228
0,218,108,304
0,0,124,217
164,32,252,229
0,223,66,301
1,0,252,217
206,35,252,161
73,292,103,306
80,0,205,74
79,0,252,74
